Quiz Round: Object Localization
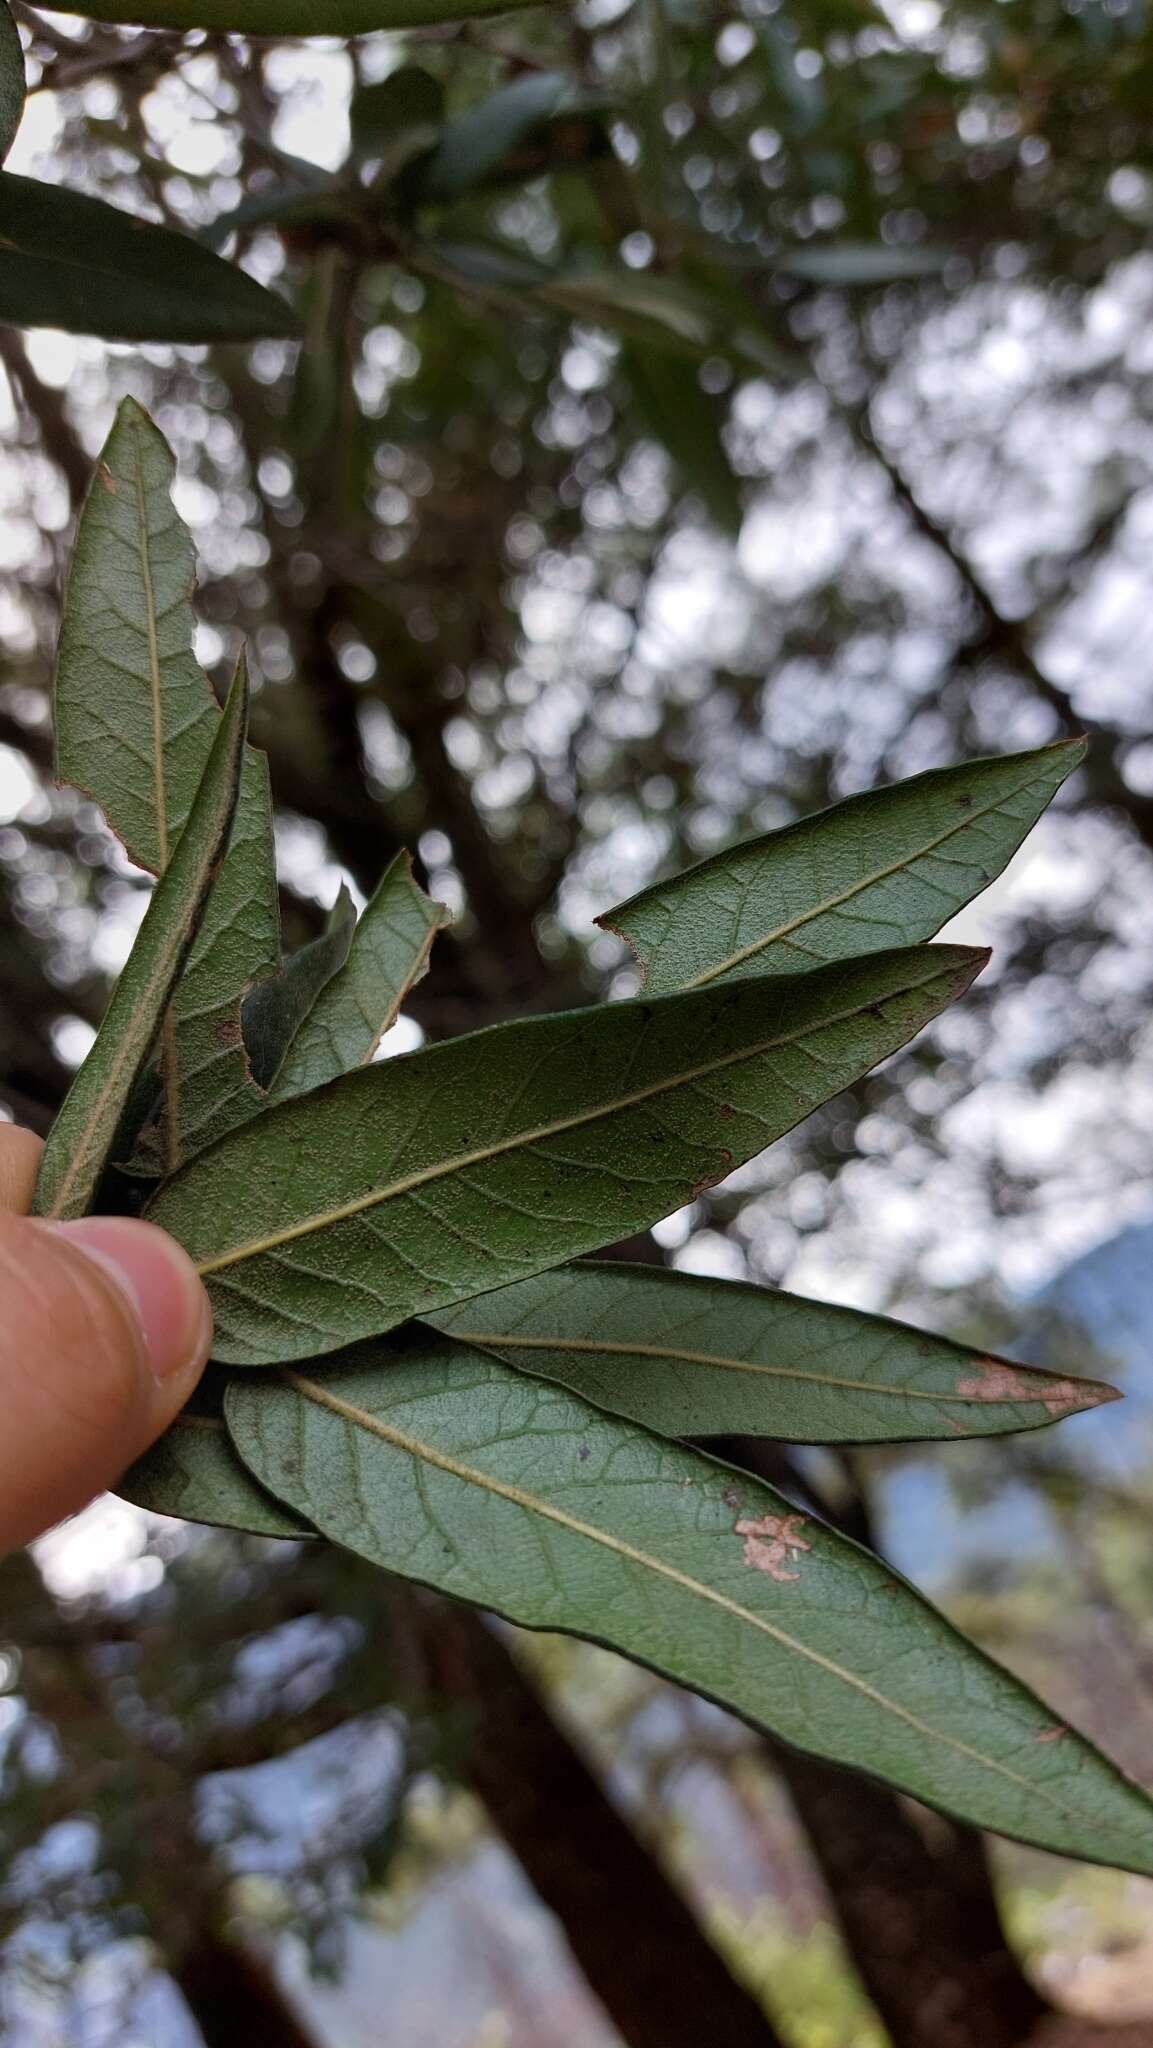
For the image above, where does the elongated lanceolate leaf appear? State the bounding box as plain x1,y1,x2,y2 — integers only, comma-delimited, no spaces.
414,72,574,202
120,1371,310,1538
0,174,298,341
428,1263,1118,1444
0,0,25,165
51,0,540,31
225,1334,1153,1874
243,886,357,1093
269,851,448,1100
56,400,279,1165
598,741,1084,995
33,666,249,1221
622,343,742,538
147,944,985,1366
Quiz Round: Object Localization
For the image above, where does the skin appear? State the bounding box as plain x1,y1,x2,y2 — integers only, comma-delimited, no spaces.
0,1124,211,1552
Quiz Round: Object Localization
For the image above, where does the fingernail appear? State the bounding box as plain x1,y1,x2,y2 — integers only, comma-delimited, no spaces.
40,1218,213,1382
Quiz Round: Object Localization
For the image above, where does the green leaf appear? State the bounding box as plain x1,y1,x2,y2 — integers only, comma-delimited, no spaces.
33,664,249,1222
776,242,949,286
51,0,542,32
597,741,1084,995
225,1332,1153,1875
243,886,358,1093
622,343,742,537
0,0,25,166
120,1370,310,1538
414,72,574,202
56,399,280,1166
0,174,298,341
427,1263,1118,1444
350,65,444,165
268,851,449,1101
146,944,985,1366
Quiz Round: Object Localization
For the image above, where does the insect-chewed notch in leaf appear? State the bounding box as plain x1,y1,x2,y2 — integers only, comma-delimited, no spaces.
146,942,986,1365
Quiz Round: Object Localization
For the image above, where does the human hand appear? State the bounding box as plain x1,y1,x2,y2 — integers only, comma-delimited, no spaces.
0,1124,211,1552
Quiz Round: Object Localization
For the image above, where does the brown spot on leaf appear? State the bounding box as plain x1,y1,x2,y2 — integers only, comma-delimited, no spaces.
734,1511,811,1582
718,1102,735,1120
955,1357,1089,1417
722,1486,740,1509
97,463,117,495
1036,1725,1067,1744
214,1014,242,1048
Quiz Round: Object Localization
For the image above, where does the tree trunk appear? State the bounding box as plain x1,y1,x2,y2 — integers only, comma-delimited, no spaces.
770,1743,1050,2048
420,1595,786,2048
172,1929,323,2048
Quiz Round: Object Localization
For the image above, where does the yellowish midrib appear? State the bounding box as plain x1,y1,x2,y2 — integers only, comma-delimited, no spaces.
195,961,955,1276
443,1331,1072,1406
680,779,1030,990
286,1372,1093,1830
131,425,180,1174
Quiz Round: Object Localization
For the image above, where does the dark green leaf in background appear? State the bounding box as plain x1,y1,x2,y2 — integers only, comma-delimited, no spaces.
226,1333,1153,1875
622,342,743,537
598,741,1084,994
147,945,986,1365
427,1263,1118,1444
0,0,25,166
33,663,249,1221
0,174,299,340
55,399,280,1165
413,71,574,202
50,0,544,34
350,64,445,173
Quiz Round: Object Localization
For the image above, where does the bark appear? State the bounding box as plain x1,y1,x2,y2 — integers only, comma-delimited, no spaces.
172,1930,322,2048
770,1744,1048,2048
418,1595,786,2048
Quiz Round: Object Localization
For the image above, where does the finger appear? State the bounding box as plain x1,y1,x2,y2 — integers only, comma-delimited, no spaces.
0,1125,44,1216
0,1215,212,1552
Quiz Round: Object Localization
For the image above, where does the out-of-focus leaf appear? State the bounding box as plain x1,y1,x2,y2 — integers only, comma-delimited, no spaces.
0,174,299,340
53,0,540,26
622,342,742,537
0,0,25,165
120,1371,310,1537
33,665,249,1222
428,1263,1118,1444
597,741,1084,994
226,1331,1153,1875
147,945,985,1366
755,17,826,135
426,238,796,373
55,399,280,1165
414,71,574,202
270,850,449,1099
350,65,444,166
777,241,949,286
243,886,358,1093
202,170,343,252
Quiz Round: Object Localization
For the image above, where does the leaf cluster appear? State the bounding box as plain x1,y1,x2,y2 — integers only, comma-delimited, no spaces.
34,396,1153,1882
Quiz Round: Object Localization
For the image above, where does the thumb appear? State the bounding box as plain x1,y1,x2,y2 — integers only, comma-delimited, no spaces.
0,1214,212,1552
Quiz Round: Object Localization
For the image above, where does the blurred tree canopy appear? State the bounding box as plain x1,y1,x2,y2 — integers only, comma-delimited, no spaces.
2,0,1153,2042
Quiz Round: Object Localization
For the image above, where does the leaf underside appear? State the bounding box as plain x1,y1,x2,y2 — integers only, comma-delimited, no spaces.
225,1334,1153,1877
55,398,280,1169
34,663,249,1220
147,944,985,1365
120,1370,310,1538
427,1262,1117,1444
597,740,1085,994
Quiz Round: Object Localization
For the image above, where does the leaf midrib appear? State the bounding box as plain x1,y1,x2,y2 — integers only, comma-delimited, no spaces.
195,957,962,1276
442,1330,1091,1409
286,1370,1111,1836
635,769,1054,991
130,414,180,1173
